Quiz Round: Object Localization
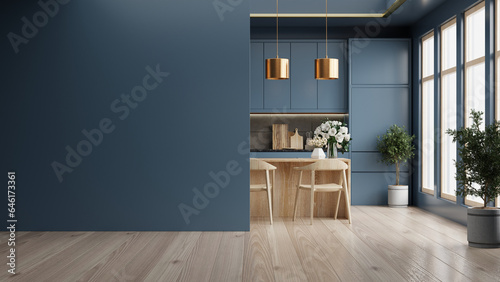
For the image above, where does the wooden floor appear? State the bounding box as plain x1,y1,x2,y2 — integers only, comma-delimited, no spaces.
1,206,500,282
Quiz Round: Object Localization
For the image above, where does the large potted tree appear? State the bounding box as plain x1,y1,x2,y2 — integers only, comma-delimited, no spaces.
376,125,415,207
446,110,500,248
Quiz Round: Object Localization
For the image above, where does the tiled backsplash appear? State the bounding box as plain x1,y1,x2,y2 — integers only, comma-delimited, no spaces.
250,114,348,150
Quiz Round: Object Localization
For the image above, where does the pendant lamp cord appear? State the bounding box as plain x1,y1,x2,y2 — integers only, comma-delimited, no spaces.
276,0,279,58
325,0,328,58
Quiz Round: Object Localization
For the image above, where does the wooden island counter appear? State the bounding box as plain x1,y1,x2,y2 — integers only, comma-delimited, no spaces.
250,158,351,219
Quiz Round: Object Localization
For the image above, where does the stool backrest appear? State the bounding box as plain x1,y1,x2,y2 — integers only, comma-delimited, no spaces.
250,159,277,171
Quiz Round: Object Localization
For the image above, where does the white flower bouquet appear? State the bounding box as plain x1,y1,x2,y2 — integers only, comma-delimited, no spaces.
313,119,352,156
307,136,328,148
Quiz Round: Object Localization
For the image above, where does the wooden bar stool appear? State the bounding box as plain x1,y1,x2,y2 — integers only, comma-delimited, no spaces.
250,159,276,225
293,159,351,225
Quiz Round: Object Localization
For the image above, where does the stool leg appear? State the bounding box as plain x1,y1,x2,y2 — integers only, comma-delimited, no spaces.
266,188,273,225
266,170,273,225
310,189,314,225
293,187,301,221
334,191,341,220
343,171,352,224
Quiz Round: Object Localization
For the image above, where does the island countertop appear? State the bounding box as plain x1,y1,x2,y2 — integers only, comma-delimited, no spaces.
250,158,351,220
254,157,350,163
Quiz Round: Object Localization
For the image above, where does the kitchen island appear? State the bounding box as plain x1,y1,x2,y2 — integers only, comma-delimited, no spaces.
251,158,351,220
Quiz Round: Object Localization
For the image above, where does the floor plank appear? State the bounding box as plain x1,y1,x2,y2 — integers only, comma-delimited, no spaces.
76,232,178,281
320,217,409,282
5,231,92,277
2,207,500,282
300,217,375,281
283,218,341,281
242,217,276,282
12,232,129,281
209,232,246,282
142,232,202,281
353,206,468,281
264,218,308,281
177,232,223,282
370,206,500,279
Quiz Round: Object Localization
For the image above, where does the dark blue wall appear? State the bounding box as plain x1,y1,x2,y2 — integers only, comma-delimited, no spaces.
1,0,250,231
411,0,492,225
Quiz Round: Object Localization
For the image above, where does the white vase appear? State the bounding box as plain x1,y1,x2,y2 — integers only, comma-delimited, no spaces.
311,148,325,159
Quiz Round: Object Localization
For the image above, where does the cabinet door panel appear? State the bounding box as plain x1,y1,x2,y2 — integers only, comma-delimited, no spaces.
264,43,291,110
351,39,409,85
352,152,410,172
351,87,410,151
318,41,347,111
352,172,409,205
250,43,264,109
291,43,317,109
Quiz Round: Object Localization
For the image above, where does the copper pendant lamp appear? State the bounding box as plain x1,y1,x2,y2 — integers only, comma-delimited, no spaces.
266,0,289,80
315,0,339,80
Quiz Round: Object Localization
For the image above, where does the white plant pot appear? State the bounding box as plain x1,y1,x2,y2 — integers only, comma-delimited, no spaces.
388,185,408,207
311,148,325,159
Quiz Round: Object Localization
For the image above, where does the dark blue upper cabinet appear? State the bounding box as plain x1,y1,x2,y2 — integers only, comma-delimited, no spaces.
351,87,410,151
264,42,291,110
251,43,264,109
350,39,410,85
251,40,347,113
291,43,318,109
318,41,347,112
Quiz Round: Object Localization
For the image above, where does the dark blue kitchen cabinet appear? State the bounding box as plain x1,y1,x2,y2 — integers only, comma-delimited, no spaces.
351,87,410,151
264,42,291,110
351,172,409,205
318,41,347,112
251,40,348,113
251,43,264,109
349,38,411,205
350,39,410,85
351,152,410,172
291,43,318,109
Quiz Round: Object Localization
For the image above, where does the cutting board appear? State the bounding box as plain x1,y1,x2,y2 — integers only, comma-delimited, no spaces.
289,128,303,149
272,124,289,149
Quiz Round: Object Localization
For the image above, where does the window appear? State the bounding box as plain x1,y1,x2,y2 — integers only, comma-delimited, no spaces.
441,19,457,201
465,1,486,206
465,1,486,128
497,0,500,207
422,31,435,195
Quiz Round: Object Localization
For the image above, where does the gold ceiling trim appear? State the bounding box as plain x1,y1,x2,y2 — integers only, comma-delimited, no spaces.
250,0,406,18
250,13,384,18
383,0,407,17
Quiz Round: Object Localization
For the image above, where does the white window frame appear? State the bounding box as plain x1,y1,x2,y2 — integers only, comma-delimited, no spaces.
496,0,500,207
497,0,500,123
440,18,458,202
464,1,486,207
421,31,435,195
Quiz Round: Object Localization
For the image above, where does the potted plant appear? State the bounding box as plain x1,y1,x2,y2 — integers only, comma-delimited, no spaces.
446,110,500,248
376,125,415,207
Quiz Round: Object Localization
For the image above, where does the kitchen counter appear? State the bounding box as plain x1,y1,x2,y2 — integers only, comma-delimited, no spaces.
250,149,316,152
251,158,351,220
